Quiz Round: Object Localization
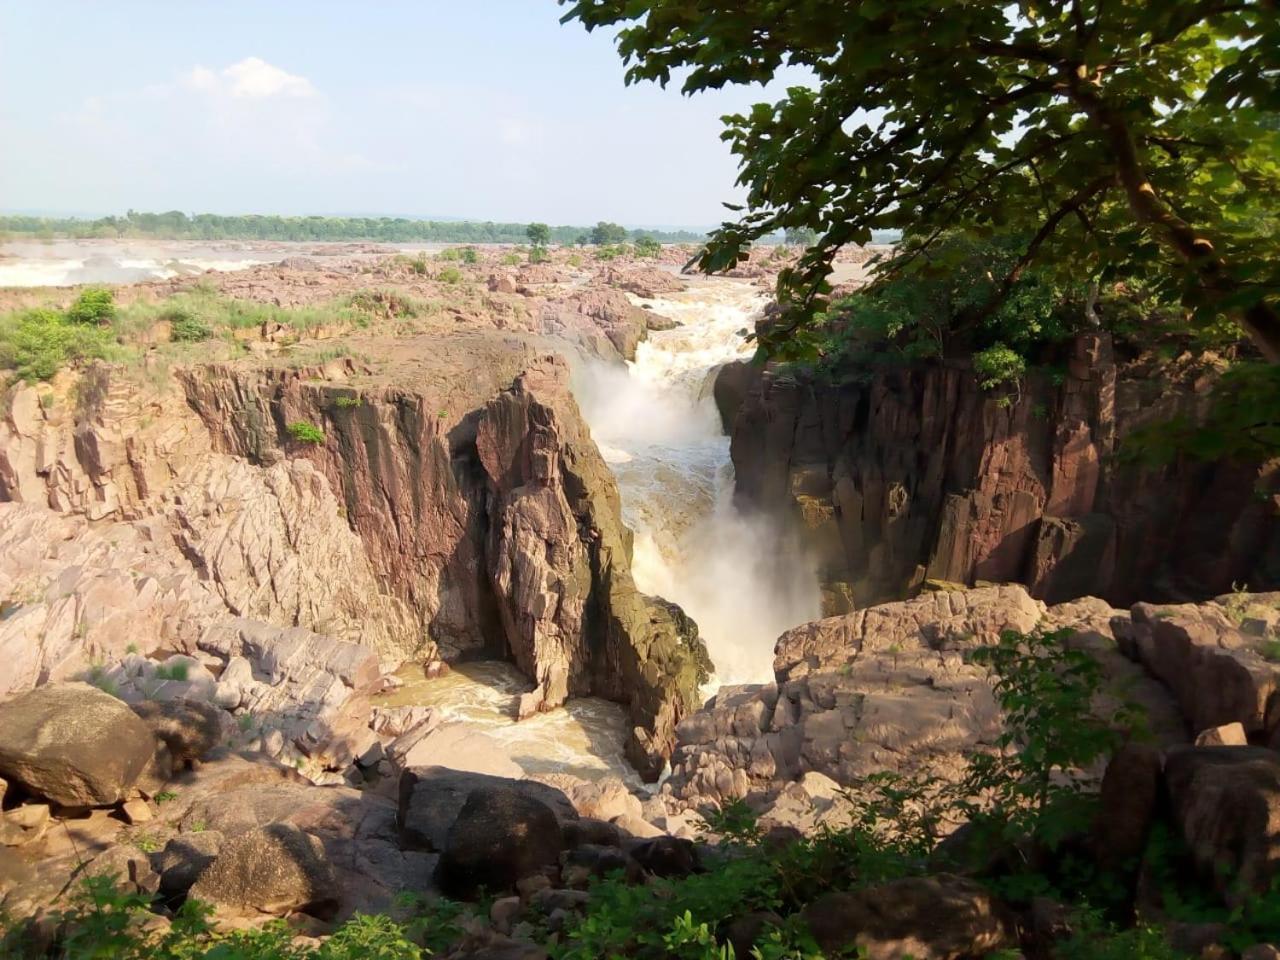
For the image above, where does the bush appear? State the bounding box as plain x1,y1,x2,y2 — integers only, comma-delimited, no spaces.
66,287,116,325
436,247,461,261
973,343,1026,391
163,307,214,343
635,236,661,258
0,307,115,381
437,267,463,284
500,251,522,266
460,246,479,264
286,420,325,444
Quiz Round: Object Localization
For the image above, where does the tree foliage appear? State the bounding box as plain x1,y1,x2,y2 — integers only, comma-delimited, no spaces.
590,220,630,245
561,0,1280,361
526,222,552,247
0,212,704,245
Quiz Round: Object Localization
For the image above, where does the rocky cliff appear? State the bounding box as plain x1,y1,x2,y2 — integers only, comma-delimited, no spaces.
0,342,708,779
723,333,1280,611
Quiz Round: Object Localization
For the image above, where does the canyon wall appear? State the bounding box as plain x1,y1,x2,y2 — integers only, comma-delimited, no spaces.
723,333,1280,610
0,348,708,777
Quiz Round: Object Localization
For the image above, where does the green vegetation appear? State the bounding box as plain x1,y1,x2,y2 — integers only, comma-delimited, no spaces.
634,235,661,258
563,1,1280,365
153,791,178,805
0,211,704,245
436,266,463,284
11,629,1271,958
589,220,629,246
500,251,522,266
526,222,551,248
286,421,326,444
164,307,215,343
65,288,117,326
0,305,118,381
332,395,362,410
151,662,189,682
460,246,479,264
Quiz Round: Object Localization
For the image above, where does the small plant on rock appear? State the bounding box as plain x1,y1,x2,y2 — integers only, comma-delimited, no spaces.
287,420,325,444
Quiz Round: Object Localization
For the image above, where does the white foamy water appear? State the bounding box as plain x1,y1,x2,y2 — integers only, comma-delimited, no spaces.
375,661,638,785
575,278,822,685
0,241,281,287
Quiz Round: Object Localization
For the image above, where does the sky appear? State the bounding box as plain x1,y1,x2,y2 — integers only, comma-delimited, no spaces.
0,2,805,228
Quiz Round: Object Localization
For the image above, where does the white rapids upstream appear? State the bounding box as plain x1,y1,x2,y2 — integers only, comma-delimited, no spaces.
373,276,821,783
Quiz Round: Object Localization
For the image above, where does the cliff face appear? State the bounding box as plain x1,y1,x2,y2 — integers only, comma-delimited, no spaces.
725,334,1280,610
0,348,707,778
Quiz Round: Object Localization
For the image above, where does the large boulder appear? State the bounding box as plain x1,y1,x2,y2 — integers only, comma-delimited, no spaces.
0,683,156,806
802,875,1012,960
435,786,564,898
155,832,225,897
188,822,339,918
1164,746,1280,906
131,699,230,765
1091,742,1163,876
398,767,575,853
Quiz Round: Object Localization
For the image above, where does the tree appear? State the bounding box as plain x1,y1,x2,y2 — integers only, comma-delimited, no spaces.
526,222,551,247
783,227,816,248
561,1,1280,360
590,220,629,245
634,234,661,257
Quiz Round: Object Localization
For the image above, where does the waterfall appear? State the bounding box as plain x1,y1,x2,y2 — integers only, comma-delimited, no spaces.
574,278,822,685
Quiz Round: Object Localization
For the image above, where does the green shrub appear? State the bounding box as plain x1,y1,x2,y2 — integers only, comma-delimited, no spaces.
0,307,115,381
527,245,549,264
973,343,1026,391
152,662,189,682
436,247,461,261
286,420,325,444
460,246,479,264
66,287,116,325
333,395,362,409
500,251,522,266
163,307,214,342
437,267,463,284
635,235,661,258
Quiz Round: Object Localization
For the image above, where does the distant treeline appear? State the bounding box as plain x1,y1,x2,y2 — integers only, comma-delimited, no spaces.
0,211,707,245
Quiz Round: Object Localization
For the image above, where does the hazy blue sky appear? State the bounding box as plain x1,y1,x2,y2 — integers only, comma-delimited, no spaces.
0,2,804,227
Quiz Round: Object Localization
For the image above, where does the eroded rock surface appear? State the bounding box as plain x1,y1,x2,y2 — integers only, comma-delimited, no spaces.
724,333,1280,611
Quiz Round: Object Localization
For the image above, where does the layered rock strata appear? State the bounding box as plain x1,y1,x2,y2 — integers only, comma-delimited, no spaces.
723,333,1280,611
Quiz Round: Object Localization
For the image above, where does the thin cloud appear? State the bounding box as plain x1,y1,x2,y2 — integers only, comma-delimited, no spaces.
182,58,316,99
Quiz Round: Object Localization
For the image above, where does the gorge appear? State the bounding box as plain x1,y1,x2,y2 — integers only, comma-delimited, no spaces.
0,242,1278,959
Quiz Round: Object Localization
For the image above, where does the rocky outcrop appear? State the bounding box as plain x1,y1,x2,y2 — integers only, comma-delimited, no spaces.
539,289,666,362
1,342,708,778
659,585,1188,820
1118,596,1280,743
724,333,1280,610
475,360,711,775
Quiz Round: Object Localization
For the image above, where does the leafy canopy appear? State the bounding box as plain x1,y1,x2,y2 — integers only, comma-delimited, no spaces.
561,0,1280,361
526,221,552,247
